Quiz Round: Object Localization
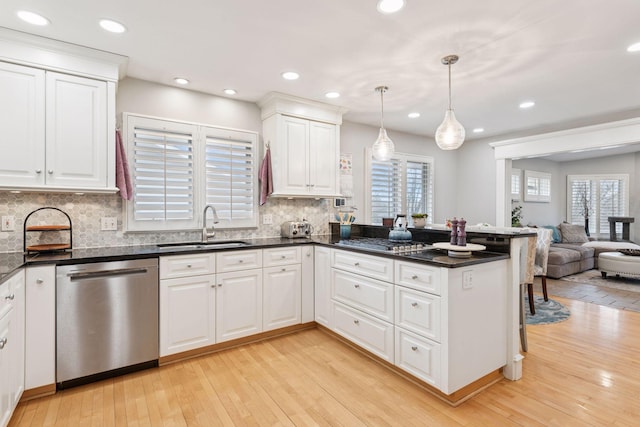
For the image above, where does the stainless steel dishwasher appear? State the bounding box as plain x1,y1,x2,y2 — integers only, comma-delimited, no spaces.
56,258,159,388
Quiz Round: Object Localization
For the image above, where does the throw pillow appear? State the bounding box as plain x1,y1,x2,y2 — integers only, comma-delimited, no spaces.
542,225,561,243
559,223,588,243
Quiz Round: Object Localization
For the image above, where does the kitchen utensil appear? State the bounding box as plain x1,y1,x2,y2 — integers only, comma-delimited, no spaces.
388,214,412,242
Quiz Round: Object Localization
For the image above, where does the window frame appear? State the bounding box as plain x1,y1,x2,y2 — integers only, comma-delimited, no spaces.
123,113,259,232
364,148,435,225
523,170,551,202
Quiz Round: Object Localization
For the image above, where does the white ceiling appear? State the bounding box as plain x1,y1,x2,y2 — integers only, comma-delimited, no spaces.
2,0,640,143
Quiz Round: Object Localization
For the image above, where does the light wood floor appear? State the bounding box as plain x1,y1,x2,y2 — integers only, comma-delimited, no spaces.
10,297,640,426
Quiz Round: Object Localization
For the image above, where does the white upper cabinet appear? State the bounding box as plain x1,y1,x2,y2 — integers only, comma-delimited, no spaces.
259,92,346,198
0,62,45,187
0,28,125,193
45,72,108,188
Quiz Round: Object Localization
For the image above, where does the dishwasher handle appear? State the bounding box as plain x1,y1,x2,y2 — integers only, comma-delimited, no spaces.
67,267,150,281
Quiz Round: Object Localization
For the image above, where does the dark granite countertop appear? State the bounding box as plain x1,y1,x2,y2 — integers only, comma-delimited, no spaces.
1,232,517,283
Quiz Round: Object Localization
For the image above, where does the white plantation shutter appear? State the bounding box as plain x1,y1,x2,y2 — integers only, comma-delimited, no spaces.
367,151,434,225
567,174,628,237
204,127,257,227
371,159,402,224
124,114,258,231
130,118,196,229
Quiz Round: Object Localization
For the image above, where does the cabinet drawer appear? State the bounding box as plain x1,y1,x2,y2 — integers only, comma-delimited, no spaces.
395,328,440,388
395,286,441,341
216,250,262,273
160,253,215,279
263,246,301,267
331,249,394,282
332,269,393,322
332,302,394,363
395,261,441,295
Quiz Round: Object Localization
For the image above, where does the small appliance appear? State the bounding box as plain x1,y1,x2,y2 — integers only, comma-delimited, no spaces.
281,221,312,238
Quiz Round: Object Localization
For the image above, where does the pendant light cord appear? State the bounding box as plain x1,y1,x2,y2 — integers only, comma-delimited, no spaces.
380,88,385,128
448,61,452,110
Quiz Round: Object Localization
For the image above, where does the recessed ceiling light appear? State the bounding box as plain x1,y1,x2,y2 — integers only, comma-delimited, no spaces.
519,101,535,109
174,77,189,85
281,71,300,80
17,10,50,26
628,42,640,52
377,0,406,14
408,112,420,118
325,91,340,99
473,128,485,133
223,89,237,95
99,19,126,33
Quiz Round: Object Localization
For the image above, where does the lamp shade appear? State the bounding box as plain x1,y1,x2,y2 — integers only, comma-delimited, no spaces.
372,127,395,161
435,109,465,150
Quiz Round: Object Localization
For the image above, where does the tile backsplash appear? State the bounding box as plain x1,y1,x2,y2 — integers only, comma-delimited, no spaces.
0,192,332,253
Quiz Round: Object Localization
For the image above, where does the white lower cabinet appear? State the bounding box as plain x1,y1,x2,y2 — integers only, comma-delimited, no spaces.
395,285,440,341
25,266,56,390
0,270,25,427
395,327,440,387
160,274,216,357
314,246,332,327
216,269,263,343
332,302,394,362
263,264,301,331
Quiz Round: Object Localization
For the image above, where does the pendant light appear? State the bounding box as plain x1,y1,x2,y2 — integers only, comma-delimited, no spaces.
435,55,465,150
372,86,395,161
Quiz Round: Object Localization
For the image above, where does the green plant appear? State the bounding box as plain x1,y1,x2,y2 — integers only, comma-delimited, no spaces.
411,213,428,218
511,205,523,226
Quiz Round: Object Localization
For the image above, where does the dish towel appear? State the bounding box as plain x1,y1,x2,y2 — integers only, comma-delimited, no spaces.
115,129,133,200
259,145,273,205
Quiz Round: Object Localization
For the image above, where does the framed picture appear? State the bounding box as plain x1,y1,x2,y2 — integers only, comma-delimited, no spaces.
524,170,551,202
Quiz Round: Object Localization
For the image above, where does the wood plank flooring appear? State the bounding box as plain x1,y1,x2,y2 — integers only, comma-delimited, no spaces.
10,296,640,426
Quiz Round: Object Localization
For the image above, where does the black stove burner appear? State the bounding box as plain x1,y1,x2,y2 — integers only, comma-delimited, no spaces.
335,237,430,254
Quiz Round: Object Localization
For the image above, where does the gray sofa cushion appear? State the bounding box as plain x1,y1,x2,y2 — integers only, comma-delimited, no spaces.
559,223,589,243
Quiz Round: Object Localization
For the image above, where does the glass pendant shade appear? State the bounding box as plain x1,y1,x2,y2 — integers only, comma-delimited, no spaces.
435,109,465,150
372,127,395,161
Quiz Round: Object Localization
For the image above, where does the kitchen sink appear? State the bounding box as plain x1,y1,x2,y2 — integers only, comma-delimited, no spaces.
156,240,250,250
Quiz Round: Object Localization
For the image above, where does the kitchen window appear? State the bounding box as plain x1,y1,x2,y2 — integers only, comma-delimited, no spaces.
124,114,258,232
567,174,629,237
364,150,434,225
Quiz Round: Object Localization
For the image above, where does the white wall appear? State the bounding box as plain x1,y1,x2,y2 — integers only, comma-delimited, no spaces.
511,158,563,226
456,140,498,225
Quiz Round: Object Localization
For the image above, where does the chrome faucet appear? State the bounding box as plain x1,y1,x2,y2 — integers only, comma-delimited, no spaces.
202,205,219,242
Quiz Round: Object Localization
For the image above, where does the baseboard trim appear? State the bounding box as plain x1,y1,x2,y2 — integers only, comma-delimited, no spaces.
21,384,56,401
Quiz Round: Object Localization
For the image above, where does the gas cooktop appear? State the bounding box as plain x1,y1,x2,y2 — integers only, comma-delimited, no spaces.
334,237,431,254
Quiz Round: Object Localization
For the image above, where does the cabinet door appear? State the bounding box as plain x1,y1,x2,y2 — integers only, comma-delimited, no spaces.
278,115,309,195
46,72,107,188
9,272,24,408
308,121,338,196
300,246,315,323
160,275,216,357
314,246,332,327
0,309,11,427
0,62,45,187
25,266,56,390
216,269,263,343
263,264,301,331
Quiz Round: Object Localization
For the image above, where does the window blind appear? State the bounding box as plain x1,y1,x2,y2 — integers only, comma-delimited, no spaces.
371,159,402,225
204,130,255,224
567,174,628,237
132,126,194,222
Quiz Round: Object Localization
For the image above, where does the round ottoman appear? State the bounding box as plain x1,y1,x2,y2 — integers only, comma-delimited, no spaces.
598,251,640,278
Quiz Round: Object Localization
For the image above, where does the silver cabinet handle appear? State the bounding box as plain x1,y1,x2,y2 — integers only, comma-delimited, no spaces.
354,284,360,289
0,338,7,349
281,268,286,272
36,278,44,284
353,319,359,325
411,302,418,308
412,275,418,280
5,294,14,301
218,283,223,287
187,264,192,268
354,262,360,266
48,170,53,174
239,259,244,263
411,346,418,351
281,255,286,259
36,169,42,174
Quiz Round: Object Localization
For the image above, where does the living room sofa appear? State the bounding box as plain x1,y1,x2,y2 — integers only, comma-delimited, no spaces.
543,223,640,278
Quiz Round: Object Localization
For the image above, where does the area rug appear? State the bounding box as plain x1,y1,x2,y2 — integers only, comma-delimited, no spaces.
524,295,571,325
559,269,640,293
